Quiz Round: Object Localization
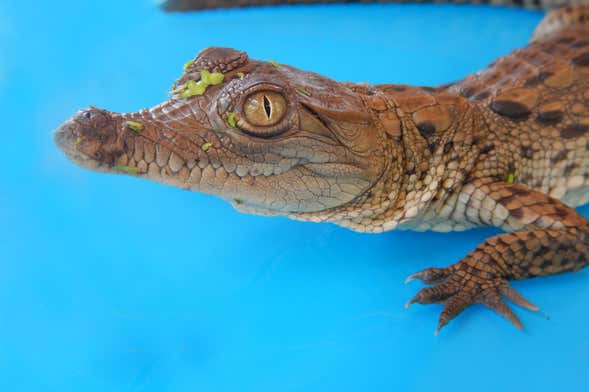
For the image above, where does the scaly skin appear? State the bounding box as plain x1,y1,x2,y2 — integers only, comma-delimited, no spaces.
54,5,589,334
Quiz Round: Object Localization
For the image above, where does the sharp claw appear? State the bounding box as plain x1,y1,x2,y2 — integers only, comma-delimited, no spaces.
404,298,415,309
405,267,453,285
435,318,448,336
404,274,417,284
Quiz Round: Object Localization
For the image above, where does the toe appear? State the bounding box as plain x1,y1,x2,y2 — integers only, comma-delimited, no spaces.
498,283,539,311
436,292,472,335
479,290,524,330
405,267,452,285
405,282,457,308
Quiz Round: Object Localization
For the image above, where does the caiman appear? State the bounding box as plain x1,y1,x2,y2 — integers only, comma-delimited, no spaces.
54,0,589,334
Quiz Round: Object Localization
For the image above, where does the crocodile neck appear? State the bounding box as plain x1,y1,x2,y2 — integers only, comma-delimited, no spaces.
285,83,486,232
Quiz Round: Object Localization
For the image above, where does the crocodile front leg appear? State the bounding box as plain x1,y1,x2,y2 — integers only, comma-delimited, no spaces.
405,179,589,334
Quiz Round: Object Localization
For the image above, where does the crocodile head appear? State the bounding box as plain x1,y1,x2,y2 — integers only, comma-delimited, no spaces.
54,47,392,226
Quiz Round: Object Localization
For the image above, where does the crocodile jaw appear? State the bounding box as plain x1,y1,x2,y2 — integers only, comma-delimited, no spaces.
54,47,389,220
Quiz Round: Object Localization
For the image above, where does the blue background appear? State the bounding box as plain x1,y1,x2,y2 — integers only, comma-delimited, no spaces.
2,1,589,391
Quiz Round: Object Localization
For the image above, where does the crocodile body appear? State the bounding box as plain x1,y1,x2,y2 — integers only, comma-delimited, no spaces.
55,2,589,334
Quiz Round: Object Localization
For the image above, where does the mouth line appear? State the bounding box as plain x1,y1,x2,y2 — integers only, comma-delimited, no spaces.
59,133,358,180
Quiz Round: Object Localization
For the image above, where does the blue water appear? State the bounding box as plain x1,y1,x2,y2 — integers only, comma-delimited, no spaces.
2,1,589,391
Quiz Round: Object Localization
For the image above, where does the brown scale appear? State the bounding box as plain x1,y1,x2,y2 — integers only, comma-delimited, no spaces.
402,7,589,333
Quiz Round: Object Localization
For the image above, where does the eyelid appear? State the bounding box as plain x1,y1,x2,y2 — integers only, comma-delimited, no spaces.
237,119,289,139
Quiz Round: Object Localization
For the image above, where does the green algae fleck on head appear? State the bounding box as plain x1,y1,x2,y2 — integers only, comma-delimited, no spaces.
200,69,224,85
180,80,207,98
125,121,143,132
227,112,237,128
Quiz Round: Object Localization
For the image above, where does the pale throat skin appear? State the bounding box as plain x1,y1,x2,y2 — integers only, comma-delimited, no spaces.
55,5,589,335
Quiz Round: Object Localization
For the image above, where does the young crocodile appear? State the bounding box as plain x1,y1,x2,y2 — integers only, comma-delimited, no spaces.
54,2,589,334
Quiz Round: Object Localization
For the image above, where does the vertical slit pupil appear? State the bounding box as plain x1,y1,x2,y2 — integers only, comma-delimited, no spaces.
263,95,272,119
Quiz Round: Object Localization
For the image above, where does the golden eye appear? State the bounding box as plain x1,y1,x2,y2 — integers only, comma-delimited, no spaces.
243,92,287,127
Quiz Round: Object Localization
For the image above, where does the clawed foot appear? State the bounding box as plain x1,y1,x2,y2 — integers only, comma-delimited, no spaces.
404,260,539,335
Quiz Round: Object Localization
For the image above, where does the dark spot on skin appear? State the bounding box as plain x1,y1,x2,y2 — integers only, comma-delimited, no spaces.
443,141,454,154
490,100,531,120
554,206,570,218
571,40,589,48
561,124,589,138
460,87,475,98
463,174,475,184
417,122,436,139
543,43,558,53
473,91,490,101
534,248,547,260
538,71,554,81
551,150,568,163
498,193,517,205
558,36,575,45
511,187,530,197
510,207,524,219
536,110,564,125
421,86,437,93
564,163,579,176
479,144,495,154
521,146,534,159
392,86,406,92
524,77,541,87
547,236,560,249
540,260,554,269
572,52,589,67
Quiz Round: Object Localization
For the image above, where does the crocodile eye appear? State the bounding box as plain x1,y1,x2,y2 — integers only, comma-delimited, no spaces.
243,91,287,128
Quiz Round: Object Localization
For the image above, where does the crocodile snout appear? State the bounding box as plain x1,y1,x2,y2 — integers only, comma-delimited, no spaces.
54,107,125,168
